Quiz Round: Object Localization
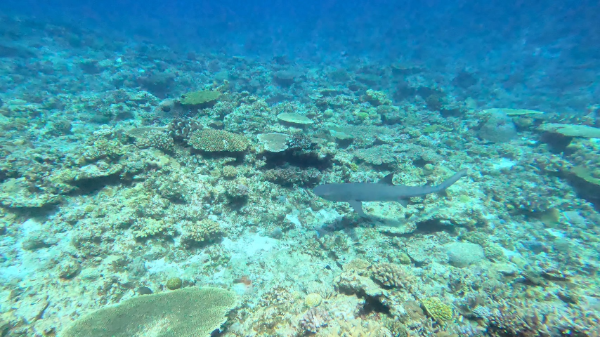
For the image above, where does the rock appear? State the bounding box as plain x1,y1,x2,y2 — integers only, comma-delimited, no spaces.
478,110,517,143
22,231,57,251
0,178,62,208
444,242,485,268
58,257,81,279
273,70,298,86
166,277,183,290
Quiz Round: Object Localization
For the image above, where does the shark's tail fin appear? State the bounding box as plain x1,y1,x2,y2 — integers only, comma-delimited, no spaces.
437,169,468,191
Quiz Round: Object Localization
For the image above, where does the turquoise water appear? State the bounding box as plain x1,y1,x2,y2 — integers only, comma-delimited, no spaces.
0,1,599,336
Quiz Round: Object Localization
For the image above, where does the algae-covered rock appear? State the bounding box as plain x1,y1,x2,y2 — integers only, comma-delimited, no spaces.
538,123,600,138
180,90,221,109
444,242,485,267
0,178,61,208
273,70,298,86
61,287,238,337
354,145,396,166
189,129,249,152
166,277,183,290
363,89,392,106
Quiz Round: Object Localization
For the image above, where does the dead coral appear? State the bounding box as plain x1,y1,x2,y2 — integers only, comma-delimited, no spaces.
300,307,330,333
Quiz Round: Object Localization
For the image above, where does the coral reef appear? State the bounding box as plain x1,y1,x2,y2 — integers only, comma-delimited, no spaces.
0,12,599,337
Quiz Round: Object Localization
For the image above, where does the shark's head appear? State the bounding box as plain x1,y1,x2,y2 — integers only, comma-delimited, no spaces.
313,184,338,201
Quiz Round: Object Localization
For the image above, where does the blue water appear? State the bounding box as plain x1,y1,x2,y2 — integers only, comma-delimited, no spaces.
1,0,599,335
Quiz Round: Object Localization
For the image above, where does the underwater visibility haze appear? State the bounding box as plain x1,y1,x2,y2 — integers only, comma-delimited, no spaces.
1,0,600,336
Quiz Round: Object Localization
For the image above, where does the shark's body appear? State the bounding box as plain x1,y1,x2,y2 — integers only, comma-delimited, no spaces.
313,169,467,216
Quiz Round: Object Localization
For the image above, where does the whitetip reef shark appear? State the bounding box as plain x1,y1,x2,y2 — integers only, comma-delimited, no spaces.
313,169,468,216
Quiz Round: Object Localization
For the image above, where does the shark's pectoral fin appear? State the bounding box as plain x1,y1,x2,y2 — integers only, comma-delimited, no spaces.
378,173,395,185
348,200,365,216
398,199,409,207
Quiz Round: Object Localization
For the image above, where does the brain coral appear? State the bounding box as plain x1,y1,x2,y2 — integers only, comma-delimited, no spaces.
61,287,237,337
189,129,249,152
421,297,453,324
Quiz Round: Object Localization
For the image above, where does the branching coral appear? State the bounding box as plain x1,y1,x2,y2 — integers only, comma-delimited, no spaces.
181,219,223,245
473,300,599,337
369,263,414,289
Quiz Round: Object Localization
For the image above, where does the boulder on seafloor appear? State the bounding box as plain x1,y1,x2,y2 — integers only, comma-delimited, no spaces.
444,242,485,268
478,110,517,143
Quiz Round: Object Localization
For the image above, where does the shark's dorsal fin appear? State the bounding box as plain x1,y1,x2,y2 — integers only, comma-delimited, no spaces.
378,173,395,185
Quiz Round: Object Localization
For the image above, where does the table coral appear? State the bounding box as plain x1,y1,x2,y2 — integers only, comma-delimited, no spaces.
179,90,221,109
188,129,249,152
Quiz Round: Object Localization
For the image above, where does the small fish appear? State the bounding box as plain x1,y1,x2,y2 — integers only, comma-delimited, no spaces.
313,169,468,216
